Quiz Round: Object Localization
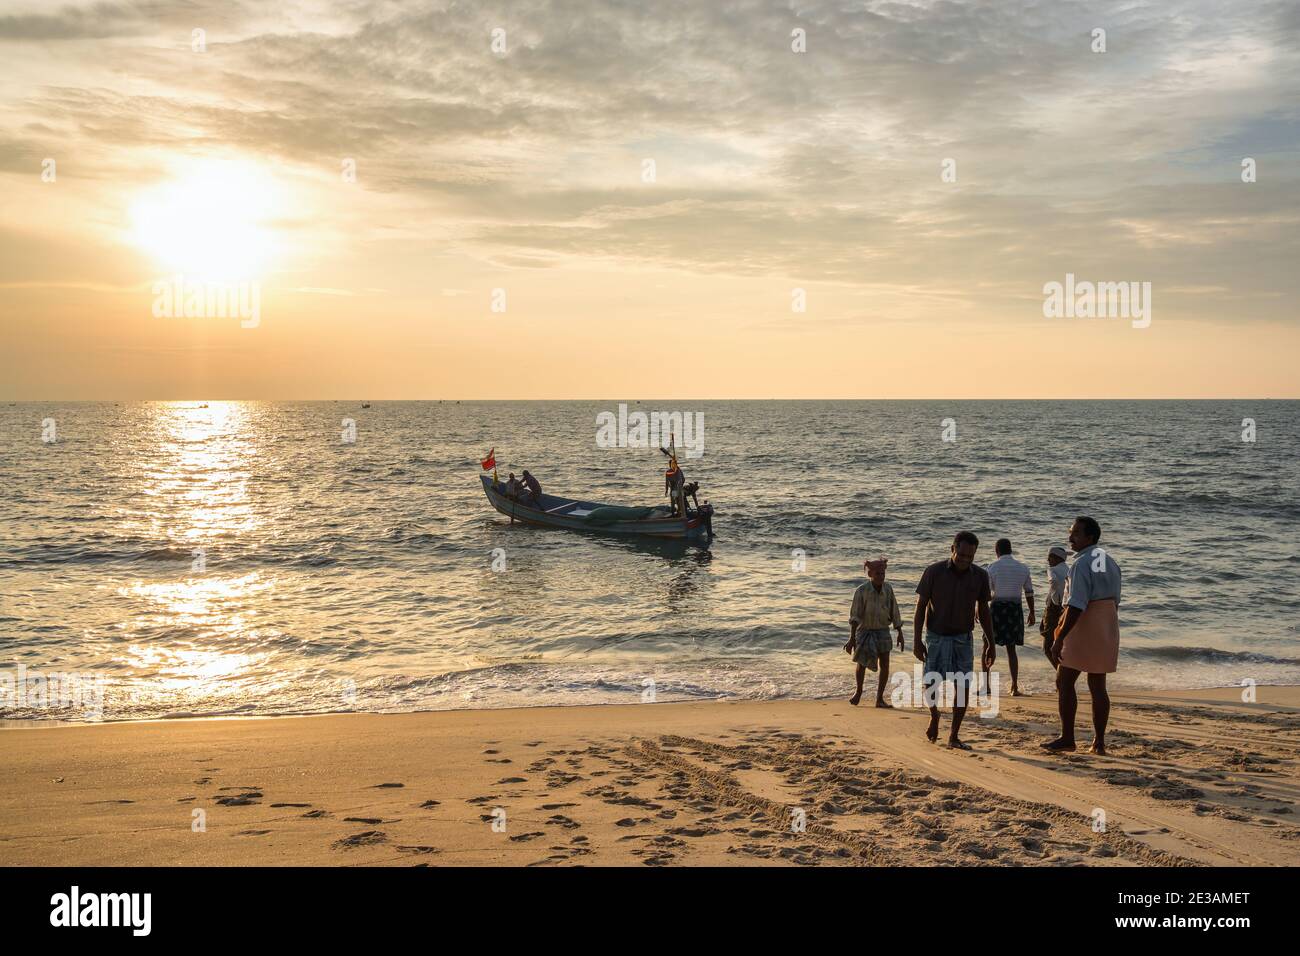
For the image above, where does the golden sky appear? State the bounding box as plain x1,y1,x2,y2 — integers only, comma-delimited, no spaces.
1,0,1298,399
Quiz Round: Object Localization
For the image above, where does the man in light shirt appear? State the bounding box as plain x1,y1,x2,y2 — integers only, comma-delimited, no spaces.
1044,516,1122,754
845,556,904,708
985,538,1035,697
1039,546,1069,664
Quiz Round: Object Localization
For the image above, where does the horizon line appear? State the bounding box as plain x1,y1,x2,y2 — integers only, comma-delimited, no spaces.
3,397,1296,403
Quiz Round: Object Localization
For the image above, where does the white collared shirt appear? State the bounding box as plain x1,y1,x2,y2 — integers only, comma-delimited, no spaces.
985,554,1034,602
1047,563,1068,606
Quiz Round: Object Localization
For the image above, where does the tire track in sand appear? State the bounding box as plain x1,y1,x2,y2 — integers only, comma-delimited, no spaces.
658,733,1200,867
631,739,895,864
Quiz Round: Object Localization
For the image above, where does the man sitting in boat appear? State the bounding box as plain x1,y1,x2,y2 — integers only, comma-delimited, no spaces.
504,472,522,500
520,470,543,508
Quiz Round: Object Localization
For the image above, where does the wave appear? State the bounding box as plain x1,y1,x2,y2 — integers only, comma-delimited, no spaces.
134,547,194,562
1123,645,1300,666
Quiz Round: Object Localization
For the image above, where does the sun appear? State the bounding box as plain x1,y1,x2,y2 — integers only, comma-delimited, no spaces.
130,158,280,281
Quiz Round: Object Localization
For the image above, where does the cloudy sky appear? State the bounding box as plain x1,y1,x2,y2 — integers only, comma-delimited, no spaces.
1,0,1297,398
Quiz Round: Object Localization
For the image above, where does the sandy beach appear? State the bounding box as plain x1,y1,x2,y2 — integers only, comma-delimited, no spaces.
2,686,1297,867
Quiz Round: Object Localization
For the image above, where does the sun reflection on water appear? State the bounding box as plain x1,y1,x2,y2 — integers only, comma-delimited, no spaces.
118,401,276,709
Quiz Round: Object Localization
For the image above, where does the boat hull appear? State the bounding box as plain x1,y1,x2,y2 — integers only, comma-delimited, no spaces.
480,475,709,540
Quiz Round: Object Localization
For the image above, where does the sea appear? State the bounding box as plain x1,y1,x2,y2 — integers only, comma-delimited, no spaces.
2,399,1297,723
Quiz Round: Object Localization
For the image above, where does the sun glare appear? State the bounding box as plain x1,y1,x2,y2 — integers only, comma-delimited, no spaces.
130,159,280,281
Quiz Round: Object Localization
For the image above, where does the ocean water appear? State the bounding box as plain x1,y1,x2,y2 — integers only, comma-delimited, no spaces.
2,399,1298,723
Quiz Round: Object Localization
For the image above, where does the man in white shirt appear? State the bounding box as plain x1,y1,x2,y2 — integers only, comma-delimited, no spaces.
1039,546,1069,663
985,539,1035,697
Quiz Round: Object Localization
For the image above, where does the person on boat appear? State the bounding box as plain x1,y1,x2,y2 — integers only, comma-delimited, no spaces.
504,472,522,499
913,530,994,749
844,556,904,708
664,460,686,515
1043,516,1120,755
520,470,543,508
682,480,701,512
984,538,1035,697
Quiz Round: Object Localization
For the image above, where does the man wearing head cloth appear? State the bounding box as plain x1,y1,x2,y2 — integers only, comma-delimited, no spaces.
845,555,905,707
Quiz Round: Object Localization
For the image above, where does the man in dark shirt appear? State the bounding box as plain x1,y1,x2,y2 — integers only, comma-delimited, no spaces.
913,530,995,749
520,470,543,508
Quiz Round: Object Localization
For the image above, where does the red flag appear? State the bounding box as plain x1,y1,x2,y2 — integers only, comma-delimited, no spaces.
480,448,495,470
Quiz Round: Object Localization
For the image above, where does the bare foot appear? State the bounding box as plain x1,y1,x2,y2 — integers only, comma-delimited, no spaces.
1087,742,1106,755
926,714,940,743
947,738,972,751
875,699,893,709
848,693,862,706
1009,686,1024,697
1040,737,1076,752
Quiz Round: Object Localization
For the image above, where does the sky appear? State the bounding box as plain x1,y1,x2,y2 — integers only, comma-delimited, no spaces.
1,0,1298,399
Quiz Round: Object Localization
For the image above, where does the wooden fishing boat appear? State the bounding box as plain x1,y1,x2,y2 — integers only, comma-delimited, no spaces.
479,474,713,541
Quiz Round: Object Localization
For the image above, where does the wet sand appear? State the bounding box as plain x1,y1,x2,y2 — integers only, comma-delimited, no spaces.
2,686,1297,866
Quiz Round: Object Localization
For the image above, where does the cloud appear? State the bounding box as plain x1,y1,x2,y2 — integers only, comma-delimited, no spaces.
0,0,1297,319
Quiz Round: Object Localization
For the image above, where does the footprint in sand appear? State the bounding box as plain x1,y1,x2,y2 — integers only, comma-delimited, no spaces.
344,816,397,825
302,809,331,818
396,845,439,855
270,802,312,808
546,815,581,829
333,831,387,849
238,829,272,837
508,831,546,842
667,826,720,838
419,800,441,809
214,792,262,806
372,782,404,789
497,777,527,785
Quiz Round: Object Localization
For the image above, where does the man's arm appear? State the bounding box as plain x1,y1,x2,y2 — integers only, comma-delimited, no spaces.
913,570,931,661
889,588,905,648
1050,605,1083,665
845,589,862,652
978,597,995,665
1022,566,1035,624
912,601,927,662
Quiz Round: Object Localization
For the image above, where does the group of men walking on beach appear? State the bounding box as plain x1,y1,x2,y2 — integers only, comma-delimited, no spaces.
845,516,1121,752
